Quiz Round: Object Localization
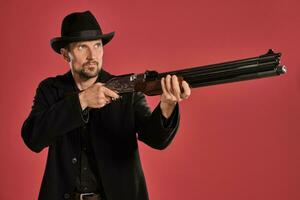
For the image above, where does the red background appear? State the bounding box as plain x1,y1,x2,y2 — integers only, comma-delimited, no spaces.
1,0,299,199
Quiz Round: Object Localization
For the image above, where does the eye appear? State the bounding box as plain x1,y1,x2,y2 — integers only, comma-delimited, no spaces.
95,43,102,48
77,45,86,50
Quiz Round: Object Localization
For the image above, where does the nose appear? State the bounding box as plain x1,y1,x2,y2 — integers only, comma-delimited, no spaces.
86,47,97,60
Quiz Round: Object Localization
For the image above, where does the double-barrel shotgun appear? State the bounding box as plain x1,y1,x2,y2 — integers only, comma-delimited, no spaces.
105,49,287,96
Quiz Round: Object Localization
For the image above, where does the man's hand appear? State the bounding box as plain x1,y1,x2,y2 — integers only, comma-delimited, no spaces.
160,74,191,119
78,83,120,110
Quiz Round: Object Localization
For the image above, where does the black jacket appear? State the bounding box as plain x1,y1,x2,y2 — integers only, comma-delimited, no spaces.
21,70,180,200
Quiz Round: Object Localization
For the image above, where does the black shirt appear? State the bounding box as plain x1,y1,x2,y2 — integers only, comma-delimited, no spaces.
75,108,105,194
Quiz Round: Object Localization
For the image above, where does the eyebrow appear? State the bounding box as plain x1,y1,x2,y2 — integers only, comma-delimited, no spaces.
94,41,102,45
75,41,102,46
75,42,86,46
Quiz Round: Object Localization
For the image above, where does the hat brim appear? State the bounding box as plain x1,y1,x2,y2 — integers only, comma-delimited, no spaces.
50,31,115,54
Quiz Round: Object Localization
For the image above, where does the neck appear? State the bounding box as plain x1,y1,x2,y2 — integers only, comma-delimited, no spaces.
72,72,98,91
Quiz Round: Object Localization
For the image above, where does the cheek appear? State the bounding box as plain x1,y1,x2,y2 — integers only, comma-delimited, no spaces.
97,50,103,60
71,54,87,67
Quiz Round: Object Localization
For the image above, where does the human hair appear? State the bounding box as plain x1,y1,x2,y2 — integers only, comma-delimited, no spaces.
63,43,71,51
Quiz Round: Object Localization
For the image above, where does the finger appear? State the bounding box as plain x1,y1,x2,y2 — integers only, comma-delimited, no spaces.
104,96,112,104
161,77,173,101
165,74,172,94
181,81,191,99
171,75,181,101
93,83,119,99
103,87,120,99
94,82,105,87
161,77,168,95
98,96,111,108
165,75,177,101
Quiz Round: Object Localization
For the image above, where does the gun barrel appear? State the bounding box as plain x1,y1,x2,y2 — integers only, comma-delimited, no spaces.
143,49,287,96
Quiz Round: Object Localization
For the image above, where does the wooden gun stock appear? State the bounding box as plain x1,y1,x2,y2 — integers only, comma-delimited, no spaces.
105,49,287,96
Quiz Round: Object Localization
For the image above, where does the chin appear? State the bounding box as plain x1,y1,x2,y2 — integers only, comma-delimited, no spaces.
87,72,98,78
78,71,97,80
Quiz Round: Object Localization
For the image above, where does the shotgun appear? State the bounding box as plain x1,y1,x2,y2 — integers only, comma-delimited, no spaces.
105,49,287,96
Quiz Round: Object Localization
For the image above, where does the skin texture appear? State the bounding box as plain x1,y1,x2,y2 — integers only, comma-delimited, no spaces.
60,39,191,118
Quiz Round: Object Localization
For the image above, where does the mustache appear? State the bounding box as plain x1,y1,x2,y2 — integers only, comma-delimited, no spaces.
83,61,99,67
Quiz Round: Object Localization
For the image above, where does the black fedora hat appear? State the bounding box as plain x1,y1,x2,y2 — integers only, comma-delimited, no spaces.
50,11,114,54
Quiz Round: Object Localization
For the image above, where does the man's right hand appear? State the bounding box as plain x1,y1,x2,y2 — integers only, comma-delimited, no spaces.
78,83,120,110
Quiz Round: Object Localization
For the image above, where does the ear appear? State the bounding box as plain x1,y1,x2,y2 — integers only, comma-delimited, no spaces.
60,48,70,62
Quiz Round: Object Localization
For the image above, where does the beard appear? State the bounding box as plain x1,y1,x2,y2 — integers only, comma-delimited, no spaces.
77,61,101,80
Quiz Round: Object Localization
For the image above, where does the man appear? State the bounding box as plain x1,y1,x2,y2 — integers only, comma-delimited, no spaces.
21,11,191,200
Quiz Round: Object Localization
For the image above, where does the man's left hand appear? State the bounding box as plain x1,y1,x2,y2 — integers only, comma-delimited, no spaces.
160,74,191,119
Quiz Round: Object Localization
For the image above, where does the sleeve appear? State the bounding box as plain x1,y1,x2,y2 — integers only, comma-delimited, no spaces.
21,79,86,153
134,92,180,150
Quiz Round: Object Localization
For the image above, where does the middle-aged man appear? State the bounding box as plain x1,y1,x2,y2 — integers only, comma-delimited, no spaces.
21,11,191,200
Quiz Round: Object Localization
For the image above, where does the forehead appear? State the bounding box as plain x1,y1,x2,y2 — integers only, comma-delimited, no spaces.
70,39,102,47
